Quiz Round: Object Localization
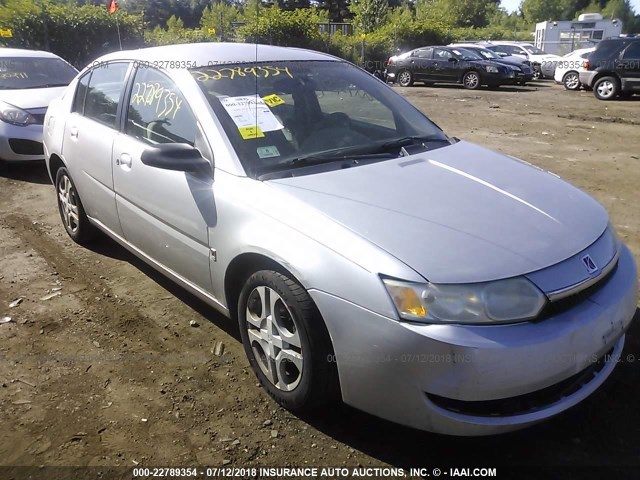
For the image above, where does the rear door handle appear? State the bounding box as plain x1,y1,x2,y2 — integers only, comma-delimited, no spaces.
117,153,132,169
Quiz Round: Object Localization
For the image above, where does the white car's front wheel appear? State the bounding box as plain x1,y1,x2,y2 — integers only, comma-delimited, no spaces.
238,270,339,411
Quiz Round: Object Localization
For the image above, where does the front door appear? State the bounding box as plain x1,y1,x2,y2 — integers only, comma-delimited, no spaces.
619,41,640,91
112,66,216,294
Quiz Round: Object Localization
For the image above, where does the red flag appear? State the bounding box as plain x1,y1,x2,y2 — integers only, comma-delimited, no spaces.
107,0,118,14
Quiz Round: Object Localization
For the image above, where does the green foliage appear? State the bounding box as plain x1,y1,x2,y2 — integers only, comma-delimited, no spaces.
236,6,328,49
349,0,389,34
0,0,145,68
200,1,242,41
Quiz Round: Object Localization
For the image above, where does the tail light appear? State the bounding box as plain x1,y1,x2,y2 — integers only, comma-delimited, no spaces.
583,60,590,69
386,57,394,66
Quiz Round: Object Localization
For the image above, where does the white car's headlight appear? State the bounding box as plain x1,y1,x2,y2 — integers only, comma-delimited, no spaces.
0,100,37,126
382,277,547,324
485,65,500,73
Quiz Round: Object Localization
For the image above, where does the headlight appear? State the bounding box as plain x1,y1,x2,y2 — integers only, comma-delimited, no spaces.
382,277,546,325
485,65,500,73
0,100,36,126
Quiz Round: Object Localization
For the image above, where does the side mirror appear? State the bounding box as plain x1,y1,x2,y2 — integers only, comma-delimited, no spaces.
140,143,210,173
448,57,458,63
497,52,509,57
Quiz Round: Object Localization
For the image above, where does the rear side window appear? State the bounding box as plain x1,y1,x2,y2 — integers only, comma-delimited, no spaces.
622,42,640,59
83,63,129,128
72,73,90,114
125,68,197,146
593,40,622,58
414,48,433,58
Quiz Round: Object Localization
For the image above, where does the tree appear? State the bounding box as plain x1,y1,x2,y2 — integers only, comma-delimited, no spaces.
522,0,576,22
415,0,499,28
349,0,389,34
200,1,241,41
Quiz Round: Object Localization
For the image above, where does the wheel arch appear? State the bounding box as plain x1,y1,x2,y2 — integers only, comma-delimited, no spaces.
47,153,66,185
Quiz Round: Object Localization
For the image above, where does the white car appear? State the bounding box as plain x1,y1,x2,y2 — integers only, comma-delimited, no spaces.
482,41,561,79
554,47,595,90
0,48,77,169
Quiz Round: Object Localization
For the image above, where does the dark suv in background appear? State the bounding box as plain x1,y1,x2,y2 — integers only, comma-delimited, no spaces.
385,46,516,89
580,36,640,100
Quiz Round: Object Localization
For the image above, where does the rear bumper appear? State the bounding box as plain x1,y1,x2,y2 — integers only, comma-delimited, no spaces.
311,244,637,436
579,70,598,88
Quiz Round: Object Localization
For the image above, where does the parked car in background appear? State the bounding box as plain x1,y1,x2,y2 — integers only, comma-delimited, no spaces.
580,36,640,100
554,47,595,90
0,48,77,170
481,41,561,79
385,46,517,89
44,42,637,436
448,43,534,85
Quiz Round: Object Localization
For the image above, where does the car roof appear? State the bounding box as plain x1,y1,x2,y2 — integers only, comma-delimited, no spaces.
0,47,64,59
95,42,339,67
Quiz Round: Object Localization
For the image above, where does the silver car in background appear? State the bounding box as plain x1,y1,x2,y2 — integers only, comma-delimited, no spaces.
43,43,637,436
0,48,77,168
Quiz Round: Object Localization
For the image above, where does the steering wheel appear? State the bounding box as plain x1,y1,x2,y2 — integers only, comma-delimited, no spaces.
318,112,352,131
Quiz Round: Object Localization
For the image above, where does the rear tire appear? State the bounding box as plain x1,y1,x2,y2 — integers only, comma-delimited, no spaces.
0,159,7,174
397,69,414,87
593,76,620,100
55,167,97,245
238,270,339,411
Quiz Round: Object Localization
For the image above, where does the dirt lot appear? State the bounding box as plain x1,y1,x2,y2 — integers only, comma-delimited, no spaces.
1,81,640,478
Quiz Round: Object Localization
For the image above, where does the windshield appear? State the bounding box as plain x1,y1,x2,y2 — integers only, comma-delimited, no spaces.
523,45,546,55
192,60,449,178
0,57,77,90
474,48,500,60
452,48,484,61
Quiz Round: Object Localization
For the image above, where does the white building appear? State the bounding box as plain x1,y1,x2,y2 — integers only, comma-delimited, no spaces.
535,13,623,55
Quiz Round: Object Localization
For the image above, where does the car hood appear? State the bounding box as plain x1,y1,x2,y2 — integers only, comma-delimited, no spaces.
267,141,608,284
0,86,67,110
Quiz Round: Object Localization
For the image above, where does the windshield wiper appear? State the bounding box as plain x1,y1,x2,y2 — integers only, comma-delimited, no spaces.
381,135,452,149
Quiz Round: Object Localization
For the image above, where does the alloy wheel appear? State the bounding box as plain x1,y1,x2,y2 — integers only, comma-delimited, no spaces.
464,72,479,89
563,72,580,90
596,80,615,99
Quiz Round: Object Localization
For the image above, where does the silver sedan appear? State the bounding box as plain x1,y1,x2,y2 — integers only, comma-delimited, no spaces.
43,43,637,436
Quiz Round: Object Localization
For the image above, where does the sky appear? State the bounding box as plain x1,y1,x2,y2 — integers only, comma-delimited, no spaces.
501,0,640,14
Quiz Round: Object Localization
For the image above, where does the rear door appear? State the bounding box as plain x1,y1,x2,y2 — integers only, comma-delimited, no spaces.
62,62,131,236
112,66,216,294
619,41,640,91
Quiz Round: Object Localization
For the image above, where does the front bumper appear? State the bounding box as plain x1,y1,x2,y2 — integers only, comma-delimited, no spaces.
0,122,45,162
579,70,598,88
311,244,637,436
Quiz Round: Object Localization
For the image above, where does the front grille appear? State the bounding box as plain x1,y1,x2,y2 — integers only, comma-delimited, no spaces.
539,261,618,321
8,138,44,155
427,348,612,417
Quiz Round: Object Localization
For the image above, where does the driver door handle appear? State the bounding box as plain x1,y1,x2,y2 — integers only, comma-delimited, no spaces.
117,153,132,169
69,126,78,139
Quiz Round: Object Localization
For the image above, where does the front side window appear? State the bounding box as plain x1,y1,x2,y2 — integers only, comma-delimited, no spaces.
126,68,197,146
83,63,129,128
192,60,449,178
434,49,453,60
0,57,77,90
414,48,433,58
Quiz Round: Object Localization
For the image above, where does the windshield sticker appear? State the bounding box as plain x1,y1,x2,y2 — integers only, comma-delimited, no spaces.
194,66,293,82
220,95,284,139
262,94,285,108
239,126,264,140
257,146,280,158
131,82,183,119
0,72,28,79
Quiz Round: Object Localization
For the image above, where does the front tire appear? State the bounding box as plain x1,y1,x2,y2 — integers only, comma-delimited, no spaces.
593,76,620,100
462,71,481,90
55,167,96,245
562,71,581,90
397,69,414,87
238,270,339,411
